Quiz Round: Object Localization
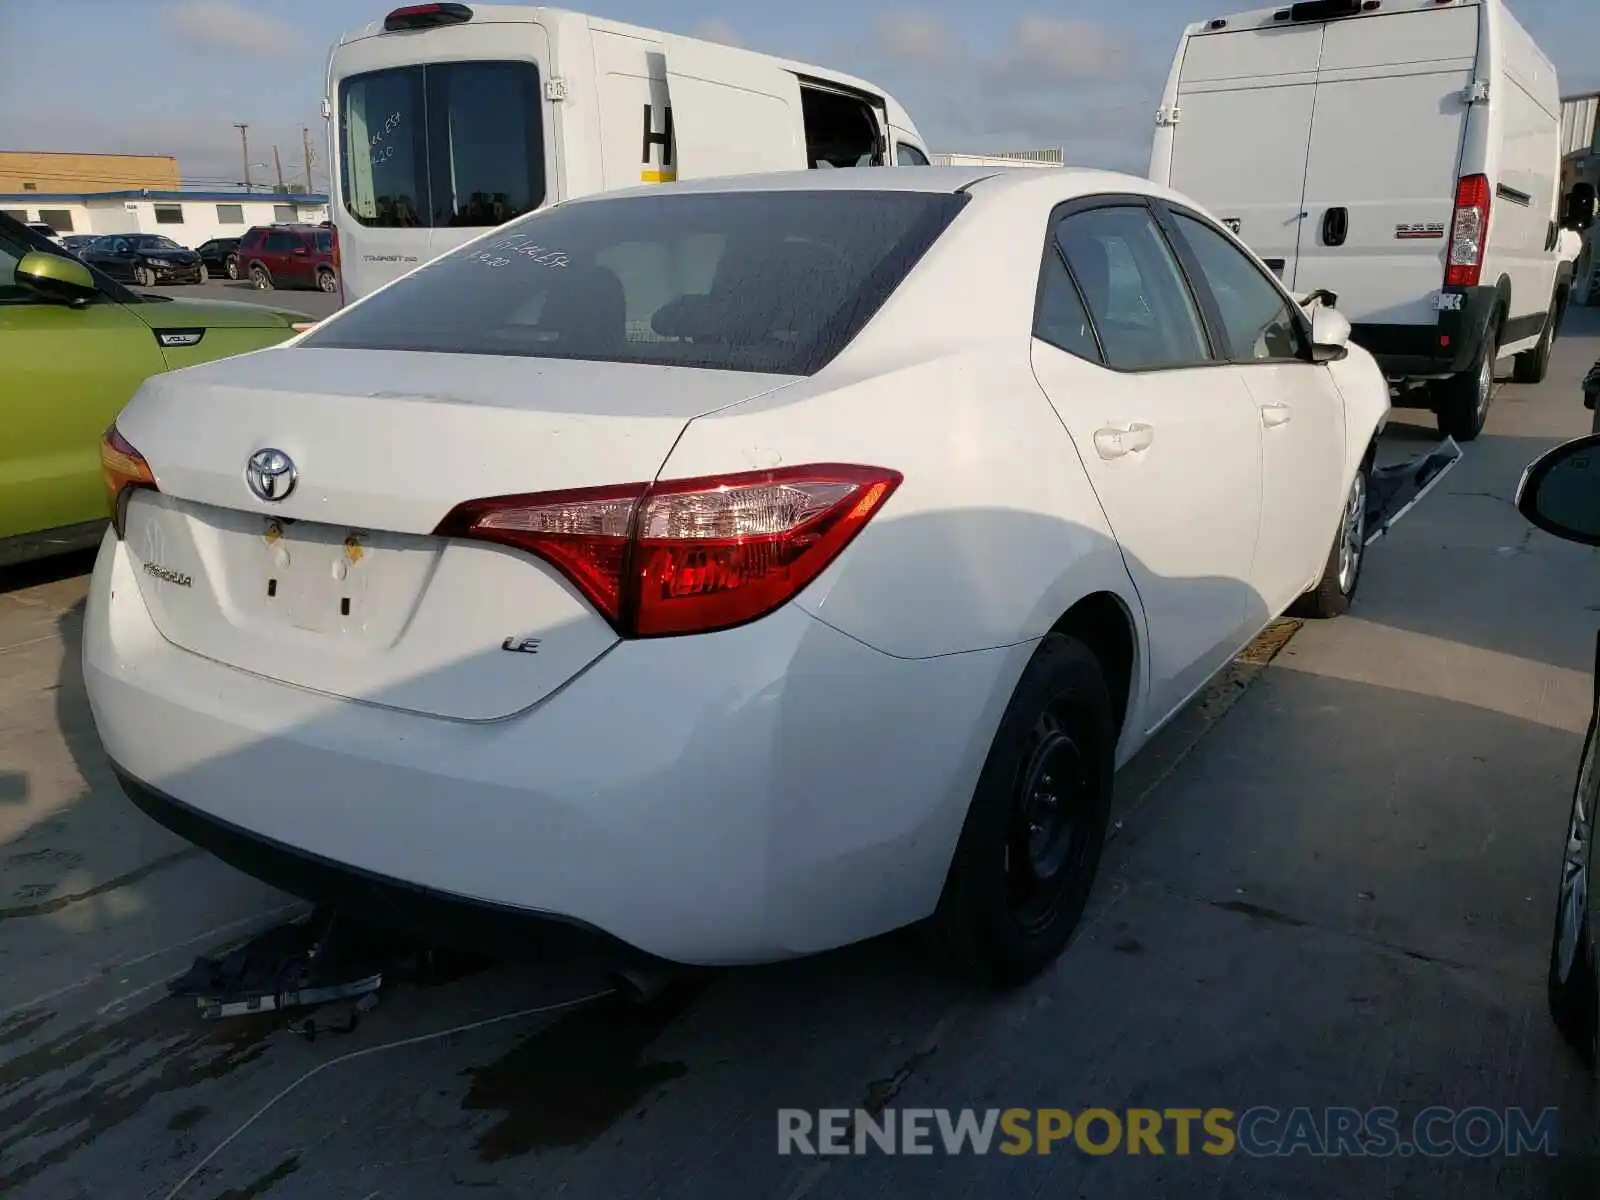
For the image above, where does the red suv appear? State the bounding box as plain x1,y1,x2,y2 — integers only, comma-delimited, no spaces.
238,224,339,293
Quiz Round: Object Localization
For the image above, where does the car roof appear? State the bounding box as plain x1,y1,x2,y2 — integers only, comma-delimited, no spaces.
577,165,1170,205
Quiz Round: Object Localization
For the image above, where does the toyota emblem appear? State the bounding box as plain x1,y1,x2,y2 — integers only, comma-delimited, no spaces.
246,448,297,502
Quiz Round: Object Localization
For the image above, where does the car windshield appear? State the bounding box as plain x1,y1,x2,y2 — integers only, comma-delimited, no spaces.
301,189,967,375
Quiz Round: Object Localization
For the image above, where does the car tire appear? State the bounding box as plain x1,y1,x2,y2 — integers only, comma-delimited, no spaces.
250,264,273,290
1434,317,1499,442
135,265,156,288
1290,450,1372,620
928,633,1115,988
317,267,338,294
198,264,209,284
1549,722,1600,1068
1513,296,1559,385
226,255,239,281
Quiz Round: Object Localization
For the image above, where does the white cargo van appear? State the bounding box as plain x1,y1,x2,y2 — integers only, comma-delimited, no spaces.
1150,0,1593,440
325,3,932,301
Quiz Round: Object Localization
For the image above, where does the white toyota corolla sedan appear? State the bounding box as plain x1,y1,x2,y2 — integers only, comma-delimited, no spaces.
85,167,1388,986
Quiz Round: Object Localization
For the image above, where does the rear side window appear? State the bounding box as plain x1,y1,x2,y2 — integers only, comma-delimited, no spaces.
340,60,545,229
1033,245,1101,363
301,190,967,376
1053,206,1211,371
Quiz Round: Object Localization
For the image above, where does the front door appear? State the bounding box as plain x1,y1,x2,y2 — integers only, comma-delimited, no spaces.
1029,199,1264,726
1162,205,1347,616
0,231,168,546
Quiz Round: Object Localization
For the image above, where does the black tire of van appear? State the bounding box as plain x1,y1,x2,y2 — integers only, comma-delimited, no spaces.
1434,312,1500,442
1513,293,1560,385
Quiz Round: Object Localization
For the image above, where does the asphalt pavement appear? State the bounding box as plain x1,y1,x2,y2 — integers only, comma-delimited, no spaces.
3,309,1600,1198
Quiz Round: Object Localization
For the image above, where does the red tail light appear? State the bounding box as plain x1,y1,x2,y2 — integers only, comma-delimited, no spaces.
434,465,903,637
1445,173,1491,288
384,3,472,31
100,424,157,536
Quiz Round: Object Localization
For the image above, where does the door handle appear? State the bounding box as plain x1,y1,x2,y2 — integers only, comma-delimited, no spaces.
1322,206,1349,247
1093,423,1155,460
1260,402,1293,428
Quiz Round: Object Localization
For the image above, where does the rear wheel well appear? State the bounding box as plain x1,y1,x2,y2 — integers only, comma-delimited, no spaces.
1049,593,1135,741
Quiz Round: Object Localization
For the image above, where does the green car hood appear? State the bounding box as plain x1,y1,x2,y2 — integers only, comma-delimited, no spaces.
129,295,309,330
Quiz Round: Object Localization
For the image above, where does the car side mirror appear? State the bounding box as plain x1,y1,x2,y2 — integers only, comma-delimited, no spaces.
1309,305,1351,363
15,251,97,305
1516,433,1600,546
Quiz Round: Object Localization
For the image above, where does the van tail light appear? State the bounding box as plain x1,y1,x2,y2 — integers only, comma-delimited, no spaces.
1445,173,1491,288
433,465,903,637
101,425,157,536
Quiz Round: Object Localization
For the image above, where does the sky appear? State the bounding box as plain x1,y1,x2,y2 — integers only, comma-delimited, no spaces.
2,0,1597,194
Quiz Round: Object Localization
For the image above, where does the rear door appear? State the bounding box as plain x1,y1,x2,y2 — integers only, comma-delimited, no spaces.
1168,22,1323,284
662,37,808,178
1294,6,1478,319
1029,199,1265,725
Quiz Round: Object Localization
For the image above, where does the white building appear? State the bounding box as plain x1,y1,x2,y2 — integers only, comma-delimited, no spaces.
0,189,329,248
930,149,1065,169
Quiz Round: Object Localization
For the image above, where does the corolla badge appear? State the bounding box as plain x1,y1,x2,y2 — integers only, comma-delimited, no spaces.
246,448,297,502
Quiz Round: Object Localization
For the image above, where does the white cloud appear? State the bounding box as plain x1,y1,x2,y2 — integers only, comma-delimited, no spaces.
873,12,960,66
850,10,1146,164
987,15,1132,90
691,18,744,48
164,1,300,57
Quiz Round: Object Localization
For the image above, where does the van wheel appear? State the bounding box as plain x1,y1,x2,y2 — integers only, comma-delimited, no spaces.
1434,321,1499,442
927,634,1115,988
249,264,273,290
1513,296,1559,384
1290,452,1371,620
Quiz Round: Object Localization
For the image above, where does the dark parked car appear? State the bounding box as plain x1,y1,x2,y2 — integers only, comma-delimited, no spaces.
1518,412,1600,1073
236,224,338,293
59,234,100,257
80,234,205,286
195,236,242,281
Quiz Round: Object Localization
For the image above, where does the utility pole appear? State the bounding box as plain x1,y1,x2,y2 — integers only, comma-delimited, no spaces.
235,123,252,193
302,126,315,194
273,144,286,194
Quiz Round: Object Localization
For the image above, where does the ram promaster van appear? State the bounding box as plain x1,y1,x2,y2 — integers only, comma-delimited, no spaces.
325,3,931,301
1151,0,1594,440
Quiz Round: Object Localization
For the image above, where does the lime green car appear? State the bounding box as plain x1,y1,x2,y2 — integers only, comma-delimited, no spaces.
1,215,309,567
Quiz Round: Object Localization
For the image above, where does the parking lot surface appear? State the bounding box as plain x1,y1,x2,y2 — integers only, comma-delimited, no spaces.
3,311,1600,1198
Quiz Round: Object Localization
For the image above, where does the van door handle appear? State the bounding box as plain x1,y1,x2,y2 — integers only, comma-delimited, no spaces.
1260,402,1293,428
1094,423,1155,459
1322,206,1349,247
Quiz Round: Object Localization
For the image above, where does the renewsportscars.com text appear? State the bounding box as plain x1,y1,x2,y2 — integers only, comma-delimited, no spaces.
777,1106,1560,1158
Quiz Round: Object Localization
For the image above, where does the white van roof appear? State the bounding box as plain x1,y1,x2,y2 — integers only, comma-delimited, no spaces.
1180,0,1481,37
333,4,923,135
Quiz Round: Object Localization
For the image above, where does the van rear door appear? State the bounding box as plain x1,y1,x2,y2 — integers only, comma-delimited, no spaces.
1294,6,1479,323
662,37,808,178
1167,22,1324,283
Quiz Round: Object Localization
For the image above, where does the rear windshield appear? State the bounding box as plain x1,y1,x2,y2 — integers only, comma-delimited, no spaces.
301,190,967,376
339,60,545,229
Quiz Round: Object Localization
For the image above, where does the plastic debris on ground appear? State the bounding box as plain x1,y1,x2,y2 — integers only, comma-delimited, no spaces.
1364,436,1463,546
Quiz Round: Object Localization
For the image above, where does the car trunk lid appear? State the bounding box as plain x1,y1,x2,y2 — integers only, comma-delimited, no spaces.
115,347,799,720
